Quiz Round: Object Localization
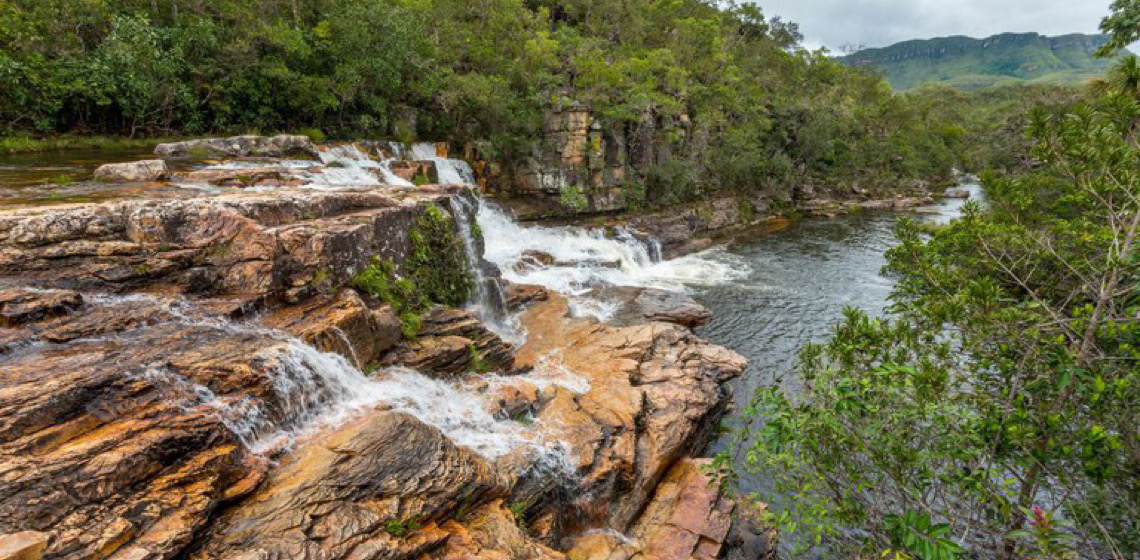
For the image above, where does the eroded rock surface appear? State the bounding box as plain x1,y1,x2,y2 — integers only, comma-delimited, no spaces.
509,295,747,536
0,177,764,560
191,412,509,560
0,188,459,304
93,160,168,183
154,135,320,160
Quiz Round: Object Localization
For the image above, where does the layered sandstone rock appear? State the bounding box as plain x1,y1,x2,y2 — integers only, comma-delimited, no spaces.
0,182,763,560
508,294,747,535
154,135,320,160
0,188,460,304
191,412,510,560
93,160,168,183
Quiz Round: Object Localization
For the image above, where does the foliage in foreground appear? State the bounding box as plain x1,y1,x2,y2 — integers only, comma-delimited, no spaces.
733,93,1140,559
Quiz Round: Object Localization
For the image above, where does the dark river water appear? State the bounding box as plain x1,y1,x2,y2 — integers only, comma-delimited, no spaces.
694,185,978,486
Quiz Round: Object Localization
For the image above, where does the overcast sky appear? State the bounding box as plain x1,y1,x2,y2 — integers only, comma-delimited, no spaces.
751,0,1115,52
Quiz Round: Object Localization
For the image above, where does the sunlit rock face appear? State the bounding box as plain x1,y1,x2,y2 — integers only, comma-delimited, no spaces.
0,140,769,560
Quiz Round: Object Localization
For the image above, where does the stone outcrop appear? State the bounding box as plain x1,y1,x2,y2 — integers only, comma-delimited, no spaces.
0,172,766,560
191,412,510,560
93,160,169,183
172,168,304,188
943,187,972,198
154,135,320,160
0,187,466,305
566,460,776,560
509,295,748,535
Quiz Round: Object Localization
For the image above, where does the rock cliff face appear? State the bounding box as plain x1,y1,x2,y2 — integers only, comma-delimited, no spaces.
0,149,768,560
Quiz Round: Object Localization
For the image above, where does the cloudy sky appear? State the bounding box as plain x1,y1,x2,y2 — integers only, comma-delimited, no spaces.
751,0,1115,52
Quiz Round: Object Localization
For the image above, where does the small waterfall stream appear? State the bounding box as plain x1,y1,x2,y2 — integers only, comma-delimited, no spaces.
475,200,748,319
71,293,561,461
448,194,526,345
309,144,413,187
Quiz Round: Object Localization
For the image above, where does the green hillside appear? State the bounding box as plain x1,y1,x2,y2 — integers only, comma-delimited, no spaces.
843,32,1124,90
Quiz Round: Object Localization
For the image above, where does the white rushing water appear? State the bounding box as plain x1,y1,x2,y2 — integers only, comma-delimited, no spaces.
87,292,557,462
305,144,414,188
448,195,527,345
475,200,749,319
409,142,477,185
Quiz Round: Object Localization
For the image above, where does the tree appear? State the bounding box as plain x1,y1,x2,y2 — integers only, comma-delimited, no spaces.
1099,0,1140,56
734,94,1140,559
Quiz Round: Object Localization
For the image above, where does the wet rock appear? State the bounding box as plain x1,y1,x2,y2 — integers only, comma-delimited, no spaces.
262,289,401,369
593,286,712,329
503,282,549,311
943,187,972,199
0,296,315,559
174,168,303,188
512,295,747,534
93,160,168,183
154,135,320,160
0,532,47,560
0,288,82,327
381,308,515,375
192,412,510,560
514,250,557,273
384,335,476,374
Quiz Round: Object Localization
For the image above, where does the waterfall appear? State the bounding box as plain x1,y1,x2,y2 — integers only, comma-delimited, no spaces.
405,141,477,185
475,201,748,320
86,293,550,460
449,194,525,345
303,144,413,187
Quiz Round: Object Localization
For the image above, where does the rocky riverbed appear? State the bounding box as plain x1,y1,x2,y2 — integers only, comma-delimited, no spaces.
0,138,772,560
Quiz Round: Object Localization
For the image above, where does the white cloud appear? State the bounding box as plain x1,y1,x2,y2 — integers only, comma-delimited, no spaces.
750,0,1114,51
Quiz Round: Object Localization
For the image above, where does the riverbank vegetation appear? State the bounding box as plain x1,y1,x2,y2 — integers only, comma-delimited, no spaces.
731,11,1140,560
0,0,1072,207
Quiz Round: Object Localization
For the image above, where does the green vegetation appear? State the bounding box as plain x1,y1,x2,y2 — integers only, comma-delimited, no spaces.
351,203,472,338
383,516,422,538
732,70,1140,559
0,0,994,206
843,33,1125,91
0,134,174,155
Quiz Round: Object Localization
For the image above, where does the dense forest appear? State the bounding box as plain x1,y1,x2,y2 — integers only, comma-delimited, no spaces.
0,0,1073,208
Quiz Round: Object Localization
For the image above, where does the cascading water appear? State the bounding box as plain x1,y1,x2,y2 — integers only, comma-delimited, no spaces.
475,201,748,319
80,292,562,461
448,194,526,345
408,142,477,185
306,144,414,188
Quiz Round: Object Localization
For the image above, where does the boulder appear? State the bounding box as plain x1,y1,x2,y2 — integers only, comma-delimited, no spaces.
594,286,713,329
154,135,320,160
191,412,510,560
93,160,168,183
943,187,972,199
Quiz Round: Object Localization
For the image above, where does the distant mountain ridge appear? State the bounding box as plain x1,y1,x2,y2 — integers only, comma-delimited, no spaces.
842,32,1123,91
